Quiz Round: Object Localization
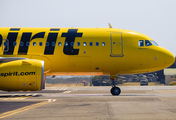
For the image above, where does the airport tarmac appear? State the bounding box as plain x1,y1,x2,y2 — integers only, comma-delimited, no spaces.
0,86,176,120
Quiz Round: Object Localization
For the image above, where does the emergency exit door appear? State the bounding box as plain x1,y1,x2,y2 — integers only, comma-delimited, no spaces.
110,33,123,57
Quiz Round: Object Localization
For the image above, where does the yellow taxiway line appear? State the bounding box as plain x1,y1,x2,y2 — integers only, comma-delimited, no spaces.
0,99,56,119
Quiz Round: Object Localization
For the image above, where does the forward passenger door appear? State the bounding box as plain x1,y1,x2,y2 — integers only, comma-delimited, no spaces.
110,33,123,57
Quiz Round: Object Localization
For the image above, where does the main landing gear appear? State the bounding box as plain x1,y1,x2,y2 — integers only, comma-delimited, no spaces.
110,75,121,96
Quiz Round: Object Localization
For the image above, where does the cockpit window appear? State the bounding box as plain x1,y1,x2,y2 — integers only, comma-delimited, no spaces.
145,40,152,46
138,40,144,46
150,40,158,46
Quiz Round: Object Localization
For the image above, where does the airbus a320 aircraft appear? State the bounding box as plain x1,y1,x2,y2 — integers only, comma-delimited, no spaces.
0,24,174,95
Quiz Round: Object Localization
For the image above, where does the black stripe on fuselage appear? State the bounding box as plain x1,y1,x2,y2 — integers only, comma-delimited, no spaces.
10,28,20,31
50,28,60,31
0,34,2,47
18,32,45,55
44,33,58,55
4,32,18,55
18,33,32,55
30,32,45,41
3,28,20,55
61,29,83,55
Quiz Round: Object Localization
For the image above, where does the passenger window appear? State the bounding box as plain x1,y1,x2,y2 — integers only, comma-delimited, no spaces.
33,42,36,46
83,42,87,46
26,42,30,46
20,42,24,46
77,42,80,46
52,42,55,47
145,40,152,46
13,42,17,46
58,42,62,46
102,42,105,46
90,42,93,46
4,42,7,46
65,42,68,46
96,42,99,46
39,42,43,46
138,40,144,46
46,42,49,47
71,42,74,46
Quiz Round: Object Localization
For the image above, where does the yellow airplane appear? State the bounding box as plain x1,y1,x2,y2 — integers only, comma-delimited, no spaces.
0,24,175,95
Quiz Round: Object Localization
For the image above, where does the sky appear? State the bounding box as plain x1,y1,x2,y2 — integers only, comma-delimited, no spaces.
0,0,176,55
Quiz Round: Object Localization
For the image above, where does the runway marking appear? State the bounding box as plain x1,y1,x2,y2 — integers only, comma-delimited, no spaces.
48,99,56,102
59,87,67,90
0,94,37,101
0,96,30,100
44,93,105,97
25,94,31,97
0,99,56,119
63,87,68,90
43,87,68,91
32,94,37,97
63,91,71,94
59,87,64,90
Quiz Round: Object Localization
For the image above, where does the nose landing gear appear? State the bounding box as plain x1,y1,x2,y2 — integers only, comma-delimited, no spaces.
110,75,121,96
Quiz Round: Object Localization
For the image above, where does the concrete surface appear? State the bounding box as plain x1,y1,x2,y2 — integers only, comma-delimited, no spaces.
0,86,176,120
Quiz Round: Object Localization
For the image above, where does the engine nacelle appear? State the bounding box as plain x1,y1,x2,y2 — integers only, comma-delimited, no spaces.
0,59,45,91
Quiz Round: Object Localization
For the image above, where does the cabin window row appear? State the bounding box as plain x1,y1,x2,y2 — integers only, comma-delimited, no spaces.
11,42,106,47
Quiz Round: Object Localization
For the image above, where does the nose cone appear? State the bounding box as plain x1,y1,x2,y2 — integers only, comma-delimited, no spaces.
164,50,175,68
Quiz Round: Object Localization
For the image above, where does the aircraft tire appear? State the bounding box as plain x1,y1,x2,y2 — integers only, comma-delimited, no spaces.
111,87,121,96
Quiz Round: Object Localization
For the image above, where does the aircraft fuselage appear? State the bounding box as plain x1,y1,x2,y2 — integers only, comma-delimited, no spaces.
0,27,174,75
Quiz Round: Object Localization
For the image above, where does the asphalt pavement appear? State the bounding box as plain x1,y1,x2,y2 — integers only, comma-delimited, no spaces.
0,86,176,120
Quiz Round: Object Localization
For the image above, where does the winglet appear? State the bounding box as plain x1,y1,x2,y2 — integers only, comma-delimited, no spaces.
108,23,113,28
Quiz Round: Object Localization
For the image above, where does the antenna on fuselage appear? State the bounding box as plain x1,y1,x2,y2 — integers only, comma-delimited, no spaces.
108,23,113,28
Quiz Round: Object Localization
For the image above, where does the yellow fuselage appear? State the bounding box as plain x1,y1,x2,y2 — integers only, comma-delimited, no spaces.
0,27,174,75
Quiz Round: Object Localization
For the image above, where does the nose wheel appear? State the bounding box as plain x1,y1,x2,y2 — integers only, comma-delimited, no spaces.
110,74,121,96
111,87,121,95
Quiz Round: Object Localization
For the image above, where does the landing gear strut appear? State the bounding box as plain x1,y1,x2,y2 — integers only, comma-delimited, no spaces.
110,75,121,96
